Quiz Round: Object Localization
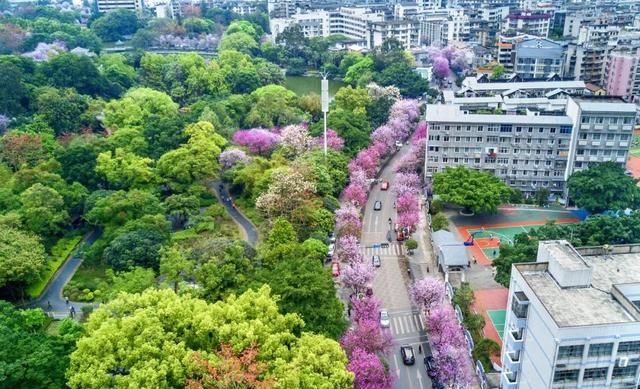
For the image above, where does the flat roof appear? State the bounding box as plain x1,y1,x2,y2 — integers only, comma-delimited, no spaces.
572,97,637,113
516,248,640,327
463,77,586,91
425,105,573,125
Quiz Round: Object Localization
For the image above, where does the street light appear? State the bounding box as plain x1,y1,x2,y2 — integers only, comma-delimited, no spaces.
320,72,330,158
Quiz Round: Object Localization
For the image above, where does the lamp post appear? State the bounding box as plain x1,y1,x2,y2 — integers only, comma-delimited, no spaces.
321,72,330,158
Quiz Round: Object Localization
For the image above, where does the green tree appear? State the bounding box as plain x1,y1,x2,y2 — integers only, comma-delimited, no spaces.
99,54,137,91
0,302,72,388
344,56,374,86
38,53,112,97
534,187,550,206
245,85,302,128
491,64,505,80
101,267,156,300
90,9,140,42
492,233,538,286
164,194,199,229
431,213,449,231
333,86,371,115
103,88,179,130
159,246,192,293
0,60,29,116
374,63,428,98
0,227,46,294
473,338,501,371
219,32,259,55
66,287,352,388
35,87,88,135
85,189,164,227
19,183,69,236
103,229,166,271
157,121,226,191
95,148,157,190
310,109,370,155
568,162,639,213
433,166,512,214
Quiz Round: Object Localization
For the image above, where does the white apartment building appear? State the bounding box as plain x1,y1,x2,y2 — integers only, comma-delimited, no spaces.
96,0,142,13
503,11,551,38
419,8,470,46
424,96,636,196
270,10,332,38
501,240,640,389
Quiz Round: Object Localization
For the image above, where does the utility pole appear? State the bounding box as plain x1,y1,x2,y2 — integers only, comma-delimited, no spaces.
321,72,330,158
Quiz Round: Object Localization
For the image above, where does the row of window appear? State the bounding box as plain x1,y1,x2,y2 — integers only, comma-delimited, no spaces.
576,149,627,157
581,116,635,125
429,156,559,168
579,133,631,141
432,124,573,134
428,146,566,157
429,135,569,146
558,341,640,359
553,365,639,383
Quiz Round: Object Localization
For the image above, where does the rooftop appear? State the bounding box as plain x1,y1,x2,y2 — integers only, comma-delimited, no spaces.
425,104,573,125
516,242,640,327
572,96,637,113
462,77,586,92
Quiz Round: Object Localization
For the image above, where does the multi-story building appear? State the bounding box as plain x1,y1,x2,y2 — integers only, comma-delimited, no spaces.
564,42,609,85
514,38,565,79
419,8,470,46
503,11,551,38
96,0,142,13
605,49,640,99
424,96,636,196
270,10,332,38
501,240,640,389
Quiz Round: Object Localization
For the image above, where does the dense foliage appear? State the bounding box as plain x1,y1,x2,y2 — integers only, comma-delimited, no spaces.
568,162,640,213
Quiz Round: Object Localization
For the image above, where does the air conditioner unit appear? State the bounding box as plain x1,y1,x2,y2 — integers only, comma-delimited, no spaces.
618,357,629,368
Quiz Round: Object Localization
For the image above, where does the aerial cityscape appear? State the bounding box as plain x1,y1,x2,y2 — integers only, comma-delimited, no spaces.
0,0,640,387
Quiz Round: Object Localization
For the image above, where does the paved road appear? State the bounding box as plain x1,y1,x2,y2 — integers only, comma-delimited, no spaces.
360,144,433,388
208,180,258,247
30,230,100,319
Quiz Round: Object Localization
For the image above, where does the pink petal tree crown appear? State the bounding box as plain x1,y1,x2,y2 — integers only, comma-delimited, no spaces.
347,348,394,389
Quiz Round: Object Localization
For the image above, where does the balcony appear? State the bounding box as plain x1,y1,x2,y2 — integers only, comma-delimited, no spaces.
502,371,518,389
504,351,521,372
508,329,524,351
606,141,615,146
578,140,587,146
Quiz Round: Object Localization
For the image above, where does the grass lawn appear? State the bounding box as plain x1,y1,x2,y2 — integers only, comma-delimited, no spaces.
630,148,640,157
26,235,83,298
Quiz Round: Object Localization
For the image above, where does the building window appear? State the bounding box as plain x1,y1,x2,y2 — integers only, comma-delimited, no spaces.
550,127,556,133
499,147,509,153
560,126,572,134
580,133,588,140
592,133,601,140
617,341,640,354
477,137,483,142
558,345,584,359
478,125,484,132
553,369,579,383
612,365,639,379
581,116,589,123
588,343,613,357
577,149,585,155
528,127,533,133
621,134,630,141
539,127,544,133
501,124,513,132
516,126,522,132
607,134,615,140
590,150,598,156
583,367,608,381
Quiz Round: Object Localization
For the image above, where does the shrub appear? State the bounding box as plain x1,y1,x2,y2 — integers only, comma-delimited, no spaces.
431,213,449,231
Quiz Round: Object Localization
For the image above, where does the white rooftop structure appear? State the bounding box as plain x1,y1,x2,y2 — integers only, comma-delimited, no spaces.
461,77,586,93
424,104,573,125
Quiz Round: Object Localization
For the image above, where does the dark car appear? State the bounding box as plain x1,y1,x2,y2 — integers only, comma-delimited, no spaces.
372,255,381,268
400,345,415,365
424,356,437,378
373,200,382,211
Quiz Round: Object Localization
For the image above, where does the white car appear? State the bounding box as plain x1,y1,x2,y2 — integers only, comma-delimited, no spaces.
395,141,403,148
380,309,390,328
327,244,335,258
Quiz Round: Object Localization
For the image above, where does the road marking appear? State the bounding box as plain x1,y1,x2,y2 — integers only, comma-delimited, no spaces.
396,316,405,334
418,314,425,330
374,215,379,232
393,354,401,376
416,368,425,389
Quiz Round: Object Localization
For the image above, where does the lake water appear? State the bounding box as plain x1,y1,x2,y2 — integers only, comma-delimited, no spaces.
284,76,345,98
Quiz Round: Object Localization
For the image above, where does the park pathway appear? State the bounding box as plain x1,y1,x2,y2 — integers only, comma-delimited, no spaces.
29,229,101,319
207,180,259,247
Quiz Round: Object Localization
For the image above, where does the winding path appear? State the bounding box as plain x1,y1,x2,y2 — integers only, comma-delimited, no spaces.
29,230,100,318
207,180,259,247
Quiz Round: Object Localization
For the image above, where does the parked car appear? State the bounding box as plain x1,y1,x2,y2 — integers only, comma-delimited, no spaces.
424,356,437,378
327,243,335,258
396,231,405,241
372,255,381,267
380,181,389,190
328,232,336,244
380,309,390,328
331,262,340,277
400,345,415,365
373,200,382,211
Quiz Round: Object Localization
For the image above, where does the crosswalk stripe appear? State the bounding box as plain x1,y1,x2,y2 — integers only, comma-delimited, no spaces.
417,314,424,330
396,317,405,334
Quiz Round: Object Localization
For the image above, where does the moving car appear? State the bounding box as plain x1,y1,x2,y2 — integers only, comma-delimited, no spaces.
424,356,437,378
327,243,335,258
372,255,381,268
400,345,415,365
373,201,382,211
380,309,390,328
380,181,389,191
395,140,403,148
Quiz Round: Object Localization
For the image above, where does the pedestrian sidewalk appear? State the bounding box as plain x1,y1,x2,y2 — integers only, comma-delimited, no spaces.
408,199,440,282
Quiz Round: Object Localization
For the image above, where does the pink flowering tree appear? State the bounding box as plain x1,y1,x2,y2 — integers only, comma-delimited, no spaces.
232,128,281,155
396,192,419,215
343,182,368,208
219,148,251,170
412,121,428,144
396,153,419,174
433,57,450,79
371,125,396,150
352,296,382,324
398,210,419,230
432,344,474,387
342,262,374,295
410,277,446,313
313,128,344,151
334,235,362,263
335,205,362,237
341,319,393,356
395,173,421,193
427,305,467,353
348,148,381,179
347,348,394,389
390,99,421,123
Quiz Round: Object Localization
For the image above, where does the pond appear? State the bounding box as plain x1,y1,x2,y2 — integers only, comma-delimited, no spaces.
284,76,345,98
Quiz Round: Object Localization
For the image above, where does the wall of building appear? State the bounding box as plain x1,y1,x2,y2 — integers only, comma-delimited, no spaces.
606,53,636,97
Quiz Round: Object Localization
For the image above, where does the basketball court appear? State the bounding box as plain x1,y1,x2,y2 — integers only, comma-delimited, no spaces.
473,288,509,348
487,309,507,340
